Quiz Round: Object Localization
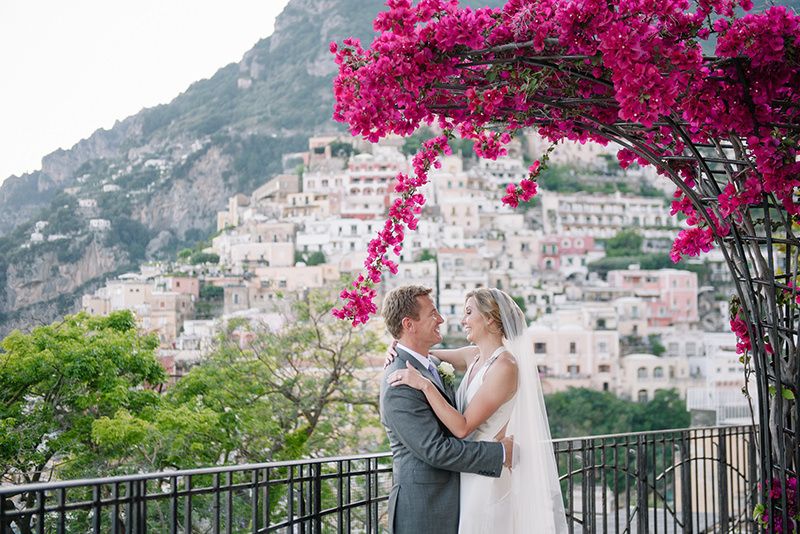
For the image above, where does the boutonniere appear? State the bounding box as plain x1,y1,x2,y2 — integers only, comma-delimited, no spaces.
437,361,456,388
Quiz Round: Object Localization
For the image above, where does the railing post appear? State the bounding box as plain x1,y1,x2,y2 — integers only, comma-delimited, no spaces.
637,436,649,534
184,476,192,534
251,469,259,534
313,463,322,534
170,477,178,534
680,433,693,534
92,485,101,533
585,442,595,532
717,429,729,532
0,495,6,534
366,458,373,533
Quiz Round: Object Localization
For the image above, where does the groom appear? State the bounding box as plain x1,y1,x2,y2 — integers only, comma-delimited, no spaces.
379,285,512,534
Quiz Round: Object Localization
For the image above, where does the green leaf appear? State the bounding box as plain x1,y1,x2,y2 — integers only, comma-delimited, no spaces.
753,503,765,521
781,388,796,400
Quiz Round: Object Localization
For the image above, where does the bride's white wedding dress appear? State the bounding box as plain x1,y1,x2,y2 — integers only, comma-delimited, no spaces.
455,341,568,534
456,347,516,534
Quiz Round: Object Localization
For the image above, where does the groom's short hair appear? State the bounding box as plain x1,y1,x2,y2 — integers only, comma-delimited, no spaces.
382,285,432,338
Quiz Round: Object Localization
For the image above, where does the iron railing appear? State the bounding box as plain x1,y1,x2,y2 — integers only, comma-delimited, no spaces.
0,425,756,533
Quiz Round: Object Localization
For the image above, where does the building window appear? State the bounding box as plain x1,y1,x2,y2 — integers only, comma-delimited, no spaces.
597,318,606,329
637,367,648,379
653,367,664,378
569,342,576,354
598,341,608,353
534,342,547,354
567,365,580,376
599,364,611,373
638,389,648,403
685,342,696,356
233,294,239,305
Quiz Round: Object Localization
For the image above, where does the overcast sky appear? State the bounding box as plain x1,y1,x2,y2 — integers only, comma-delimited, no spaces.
0,0,291,184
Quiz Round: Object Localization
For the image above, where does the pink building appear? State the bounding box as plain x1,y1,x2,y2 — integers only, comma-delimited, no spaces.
161,276,200,299
607,267,698,326
539,235,603,278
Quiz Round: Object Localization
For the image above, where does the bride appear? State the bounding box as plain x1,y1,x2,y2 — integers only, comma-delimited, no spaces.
388,288,567,533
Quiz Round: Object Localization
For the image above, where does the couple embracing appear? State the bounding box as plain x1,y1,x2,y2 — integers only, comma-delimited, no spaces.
379,285,567,533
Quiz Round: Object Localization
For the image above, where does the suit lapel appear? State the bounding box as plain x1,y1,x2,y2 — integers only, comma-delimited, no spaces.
397,349,455,407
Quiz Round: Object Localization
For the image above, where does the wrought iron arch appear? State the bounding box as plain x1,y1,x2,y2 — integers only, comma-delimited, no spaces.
434,47,799,528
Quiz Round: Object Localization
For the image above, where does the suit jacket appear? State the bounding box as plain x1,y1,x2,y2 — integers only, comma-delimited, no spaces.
380,348,503,534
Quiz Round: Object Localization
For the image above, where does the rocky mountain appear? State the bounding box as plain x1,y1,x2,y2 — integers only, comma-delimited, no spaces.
0,0,507,335
0,0,794,336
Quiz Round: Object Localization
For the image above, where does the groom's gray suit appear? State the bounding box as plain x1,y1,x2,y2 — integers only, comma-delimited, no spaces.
380,347,503,534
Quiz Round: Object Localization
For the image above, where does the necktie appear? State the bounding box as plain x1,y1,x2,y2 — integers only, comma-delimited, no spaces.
427,361,445,389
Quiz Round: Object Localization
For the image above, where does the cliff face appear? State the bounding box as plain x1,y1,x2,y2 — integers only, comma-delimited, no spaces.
132,145,234,237
6,239,118,309
0,237,124,337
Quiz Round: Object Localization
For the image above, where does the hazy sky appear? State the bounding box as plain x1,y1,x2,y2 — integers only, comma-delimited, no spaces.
0,0,291,184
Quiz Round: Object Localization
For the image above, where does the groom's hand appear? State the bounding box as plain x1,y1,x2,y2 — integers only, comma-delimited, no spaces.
501,435,515,469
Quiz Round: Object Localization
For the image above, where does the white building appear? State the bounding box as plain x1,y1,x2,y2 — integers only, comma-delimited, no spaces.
89,219,111,231
437,248,491,333
618,352,694,402
680,331,755,424
539,190,677,238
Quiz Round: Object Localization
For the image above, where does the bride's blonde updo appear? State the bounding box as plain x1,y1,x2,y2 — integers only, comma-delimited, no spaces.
464,288,505,338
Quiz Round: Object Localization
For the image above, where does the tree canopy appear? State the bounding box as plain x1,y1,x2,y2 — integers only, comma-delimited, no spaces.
0,311,164,485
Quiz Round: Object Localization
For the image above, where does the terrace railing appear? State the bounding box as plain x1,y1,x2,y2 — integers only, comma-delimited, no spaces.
0,425,756,533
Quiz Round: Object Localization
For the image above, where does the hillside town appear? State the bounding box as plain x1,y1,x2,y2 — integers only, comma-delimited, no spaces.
79,134,750,426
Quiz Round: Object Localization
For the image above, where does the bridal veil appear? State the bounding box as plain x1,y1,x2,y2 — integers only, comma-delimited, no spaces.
491,289,568,533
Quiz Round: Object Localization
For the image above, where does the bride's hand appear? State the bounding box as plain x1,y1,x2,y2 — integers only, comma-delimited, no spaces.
383,339,399,368
388,362,430,391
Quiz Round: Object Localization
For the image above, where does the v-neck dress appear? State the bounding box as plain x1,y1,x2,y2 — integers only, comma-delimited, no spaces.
454,347,517,533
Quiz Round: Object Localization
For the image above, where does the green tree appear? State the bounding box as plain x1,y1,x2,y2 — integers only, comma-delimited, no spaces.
94,289,385,472
632,389,691,431
648,334,666,356
401,126,435,155
189,251,220,265
295,250,328,266
512,296,527,315
546,388,636,439
105,217,153,261
604,229,644,257
0,311,164,533
545,387,689,438
306,250,327,266
417,249,437,262
329,140,355,158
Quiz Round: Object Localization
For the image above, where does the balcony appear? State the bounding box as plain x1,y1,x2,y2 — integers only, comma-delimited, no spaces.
0,425,756,533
